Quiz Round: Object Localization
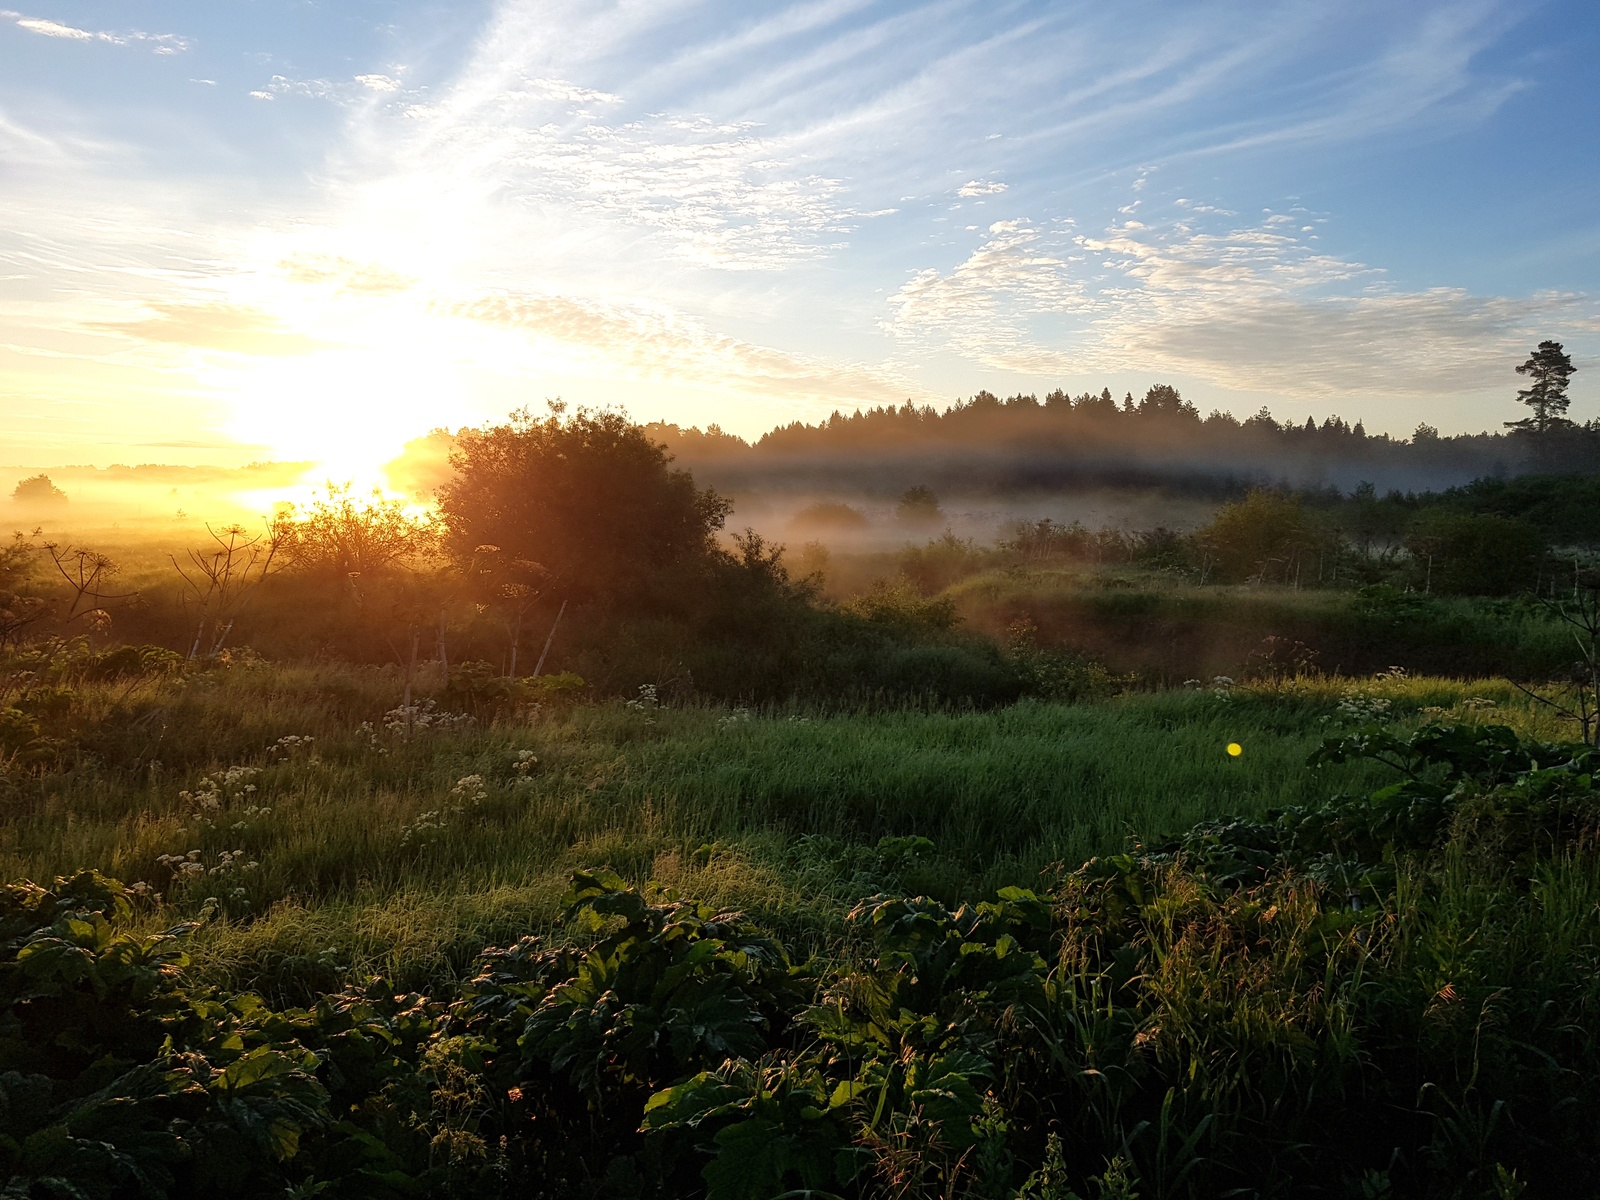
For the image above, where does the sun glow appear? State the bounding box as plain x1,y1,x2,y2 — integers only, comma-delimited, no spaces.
214,317,469,489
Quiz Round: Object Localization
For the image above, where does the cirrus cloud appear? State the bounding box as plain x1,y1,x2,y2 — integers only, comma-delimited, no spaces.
1,9,191,53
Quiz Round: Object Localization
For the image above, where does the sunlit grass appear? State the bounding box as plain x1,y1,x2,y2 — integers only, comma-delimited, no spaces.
2,660,1578,991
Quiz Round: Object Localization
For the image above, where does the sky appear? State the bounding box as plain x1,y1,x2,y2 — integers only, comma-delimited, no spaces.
2,0,1598,478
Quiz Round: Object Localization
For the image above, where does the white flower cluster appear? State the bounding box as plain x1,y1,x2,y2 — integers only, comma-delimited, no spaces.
400,810,451,847
511,750,539,773
717,707,752,727
450,774,488,805
156,847,259,882
402,774,490,847
624,684,660,711
267,733,316,761
383,700,476,736
1185,676,1235,700
1334,689,1393,724
178,766,264,833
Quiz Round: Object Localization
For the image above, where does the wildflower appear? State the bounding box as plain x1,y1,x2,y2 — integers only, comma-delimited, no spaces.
624,684,659,711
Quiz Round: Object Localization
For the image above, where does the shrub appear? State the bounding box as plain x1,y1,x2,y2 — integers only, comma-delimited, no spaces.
1196,489,1328,584
789,502,869,532
440,407,731,608
11,475,67,505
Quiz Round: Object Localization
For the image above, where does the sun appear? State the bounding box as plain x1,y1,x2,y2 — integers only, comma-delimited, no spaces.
218,343,465,490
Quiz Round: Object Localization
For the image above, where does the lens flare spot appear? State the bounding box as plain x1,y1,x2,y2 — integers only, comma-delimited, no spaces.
1227,742,1243,757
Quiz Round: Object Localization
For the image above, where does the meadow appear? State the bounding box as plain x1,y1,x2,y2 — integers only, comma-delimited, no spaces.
6,431,1600,1198
6,642,1598,1199
1,657,1563,986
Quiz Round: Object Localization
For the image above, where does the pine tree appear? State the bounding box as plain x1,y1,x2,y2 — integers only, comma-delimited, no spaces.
1507,340,1577,434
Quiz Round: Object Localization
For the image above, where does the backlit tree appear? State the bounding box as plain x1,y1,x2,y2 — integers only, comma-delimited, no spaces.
1507,340,1577,434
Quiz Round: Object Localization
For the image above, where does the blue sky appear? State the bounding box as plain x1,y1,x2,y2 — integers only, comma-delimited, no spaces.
2,0,1597,472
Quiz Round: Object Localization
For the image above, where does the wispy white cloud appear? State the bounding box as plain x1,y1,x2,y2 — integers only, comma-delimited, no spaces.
890,203,1594,397
451,288,916,406
251,74,397,103
1,10,191,53
886,219,1089,365
382,58,865,270
957,179,1006,197
89,301,332,356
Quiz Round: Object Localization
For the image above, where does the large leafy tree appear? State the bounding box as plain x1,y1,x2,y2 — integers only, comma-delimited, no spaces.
439,406,731,604
1507,340,1577,434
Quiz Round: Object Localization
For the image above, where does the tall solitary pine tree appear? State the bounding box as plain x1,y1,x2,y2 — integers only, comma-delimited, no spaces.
1507,340,1577,434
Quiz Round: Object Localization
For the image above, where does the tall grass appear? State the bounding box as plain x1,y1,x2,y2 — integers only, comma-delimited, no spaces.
0,658,1572,992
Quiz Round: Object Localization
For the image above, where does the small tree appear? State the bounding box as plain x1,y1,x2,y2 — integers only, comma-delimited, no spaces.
1402,511,1543,596
1195,490,1326,585
439,406,730,607
1507,340,1577,434
272,483,436,577
11,475,66,505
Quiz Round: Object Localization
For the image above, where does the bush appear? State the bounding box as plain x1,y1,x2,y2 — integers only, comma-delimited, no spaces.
897,531,992,595
789,502,868,532
440,407,731,608
10,475,67,505
1196,489,1329,584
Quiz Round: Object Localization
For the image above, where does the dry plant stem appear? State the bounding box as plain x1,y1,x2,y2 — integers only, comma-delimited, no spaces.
170,524,280,660
46,543,135,625
404,627,420,736
437,609,450,687
532,599,566,678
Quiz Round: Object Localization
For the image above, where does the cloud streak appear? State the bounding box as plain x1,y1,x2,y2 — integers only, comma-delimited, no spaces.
451,289,917,407
1,10,191,53
890,203,1593,399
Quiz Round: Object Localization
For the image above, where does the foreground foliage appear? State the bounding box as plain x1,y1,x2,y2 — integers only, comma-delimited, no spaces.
4,721,1596,1198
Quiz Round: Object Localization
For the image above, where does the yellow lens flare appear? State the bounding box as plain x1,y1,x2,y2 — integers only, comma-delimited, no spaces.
1227,742,1243,757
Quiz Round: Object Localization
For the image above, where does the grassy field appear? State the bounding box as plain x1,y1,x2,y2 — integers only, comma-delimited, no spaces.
9,645,1600,1196
0,658,1568,994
